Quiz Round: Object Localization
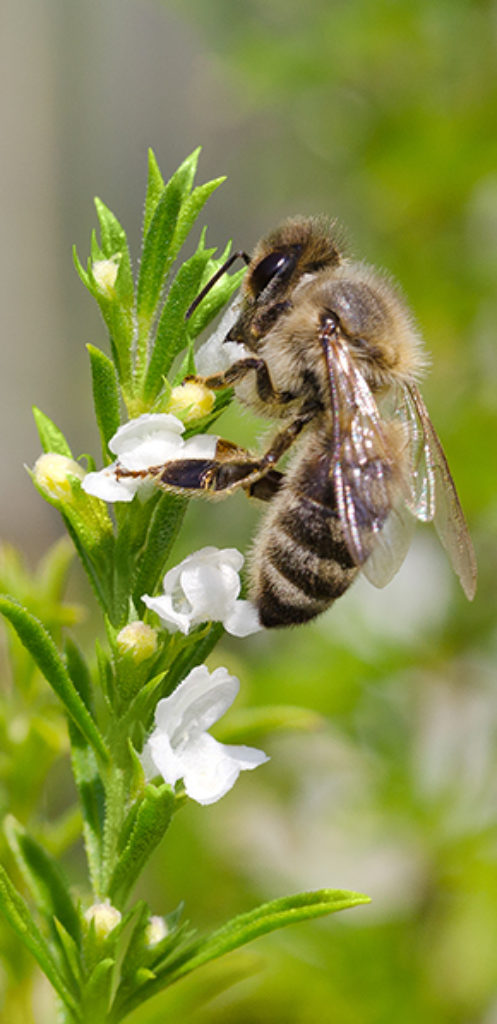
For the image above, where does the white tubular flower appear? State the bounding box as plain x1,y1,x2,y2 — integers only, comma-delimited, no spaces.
142,546,261,637
82,413,218,502
142,665,269,805
195,298,248,375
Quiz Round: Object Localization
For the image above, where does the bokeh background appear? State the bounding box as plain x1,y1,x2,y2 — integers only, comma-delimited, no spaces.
1,1,497,1021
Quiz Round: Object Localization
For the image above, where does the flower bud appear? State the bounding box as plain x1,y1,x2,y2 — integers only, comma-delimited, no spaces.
166,381,215,423
116,622,158,664
84,901,121,939
145,915,168,946
92,258,119,298
33,454,85,503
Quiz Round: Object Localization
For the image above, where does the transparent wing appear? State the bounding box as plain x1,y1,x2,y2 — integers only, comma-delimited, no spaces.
396,382,477,600
322,333,414,588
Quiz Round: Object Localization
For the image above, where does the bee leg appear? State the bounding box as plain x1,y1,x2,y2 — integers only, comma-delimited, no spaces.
247,470,285,502
186,358,295,404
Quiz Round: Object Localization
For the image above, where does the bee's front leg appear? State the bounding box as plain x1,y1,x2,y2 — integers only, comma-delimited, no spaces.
115,438,284,500
186,357,294,404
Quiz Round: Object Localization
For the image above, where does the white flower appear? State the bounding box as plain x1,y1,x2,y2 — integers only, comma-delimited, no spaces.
142,546,261,637
142,665,269,805
195,298,248,375
82,413,218,502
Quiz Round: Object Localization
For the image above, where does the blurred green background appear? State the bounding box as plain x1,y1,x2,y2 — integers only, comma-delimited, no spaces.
1,0,497,1021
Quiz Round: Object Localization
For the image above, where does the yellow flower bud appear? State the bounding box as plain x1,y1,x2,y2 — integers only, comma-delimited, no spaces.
84,901,121,938
166,381,215,423
33,454,84,503
145,915,168,946
116,621,158,663
92,258,119,298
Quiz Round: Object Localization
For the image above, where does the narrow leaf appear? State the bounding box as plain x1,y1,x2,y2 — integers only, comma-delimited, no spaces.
82,958,115,1018
143,149,165,239
32,407,72,457
53,918,83,991
137,180,182,325
132,494,187,613
171,178,225,265
0,597,109,762
109,784,175,904
143,249,212,398
4,816,80,944
118,889,369,1017
0,864,79,1013
94,199,134,306
68,718,104,896
87,344,121,459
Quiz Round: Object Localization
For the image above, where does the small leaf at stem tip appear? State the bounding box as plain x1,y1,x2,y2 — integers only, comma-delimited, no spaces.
32,407,73,457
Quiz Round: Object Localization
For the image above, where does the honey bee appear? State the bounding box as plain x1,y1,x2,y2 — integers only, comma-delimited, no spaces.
142,217,478,626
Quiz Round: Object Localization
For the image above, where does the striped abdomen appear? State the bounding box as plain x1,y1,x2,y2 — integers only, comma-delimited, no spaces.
249,436,359,628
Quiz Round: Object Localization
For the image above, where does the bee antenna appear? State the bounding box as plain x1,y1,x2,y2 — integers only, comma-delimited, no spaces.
185,250,250,320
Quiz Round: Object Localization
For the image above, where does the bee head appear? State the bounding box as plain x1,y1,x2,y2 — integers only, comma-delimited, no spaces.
246,217,343,302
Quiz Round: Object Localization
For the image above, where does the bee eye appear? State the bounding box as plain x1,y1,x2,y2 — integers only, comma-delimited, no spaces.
250,250,296,296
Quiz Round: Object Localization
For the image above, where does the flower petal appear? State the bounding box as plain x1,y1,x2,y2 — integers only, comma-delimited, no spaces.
82,466,139,502
145,732,185,788
178,732,246,805
223,599,262,637
141,592,192,634
195,298,248,375
180,563,240,624
154,666,239,740
110,414,184,455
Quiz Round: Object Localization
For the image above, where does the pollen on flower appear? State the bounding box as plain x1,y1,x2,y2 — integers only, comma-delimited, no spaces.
145,915,168,946
166,381,215,422
116,621,158,663
33,453,85,502
92,258,119,298
84,901,122,938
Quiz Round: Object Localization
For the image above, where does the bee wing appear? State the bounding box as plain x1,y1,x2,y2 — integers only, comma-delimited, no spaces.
324,337,414,588
398,383,477,600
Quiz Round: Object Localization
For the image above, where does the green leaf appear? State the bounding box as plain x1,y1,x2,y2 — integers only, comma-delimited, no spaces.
189,264,246,340
93,199,134,307
32,407,72,457
0,596,109,762
58,509,118,625
143,149,165,239
109,784,175,905
132,494,187,613
82,958,115,1018
143,248,213,399
64,635,94,714
0,863,79,1013
4,816,80,944
117,889,370,1017
68,718,104,896
87,344,121,459
53,918,83,992
136,179,183,327
171,177,226,267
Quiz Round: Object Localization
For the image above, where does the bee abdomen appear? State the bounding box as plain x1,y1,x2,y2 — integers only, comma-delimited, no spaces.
251,496,358,628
